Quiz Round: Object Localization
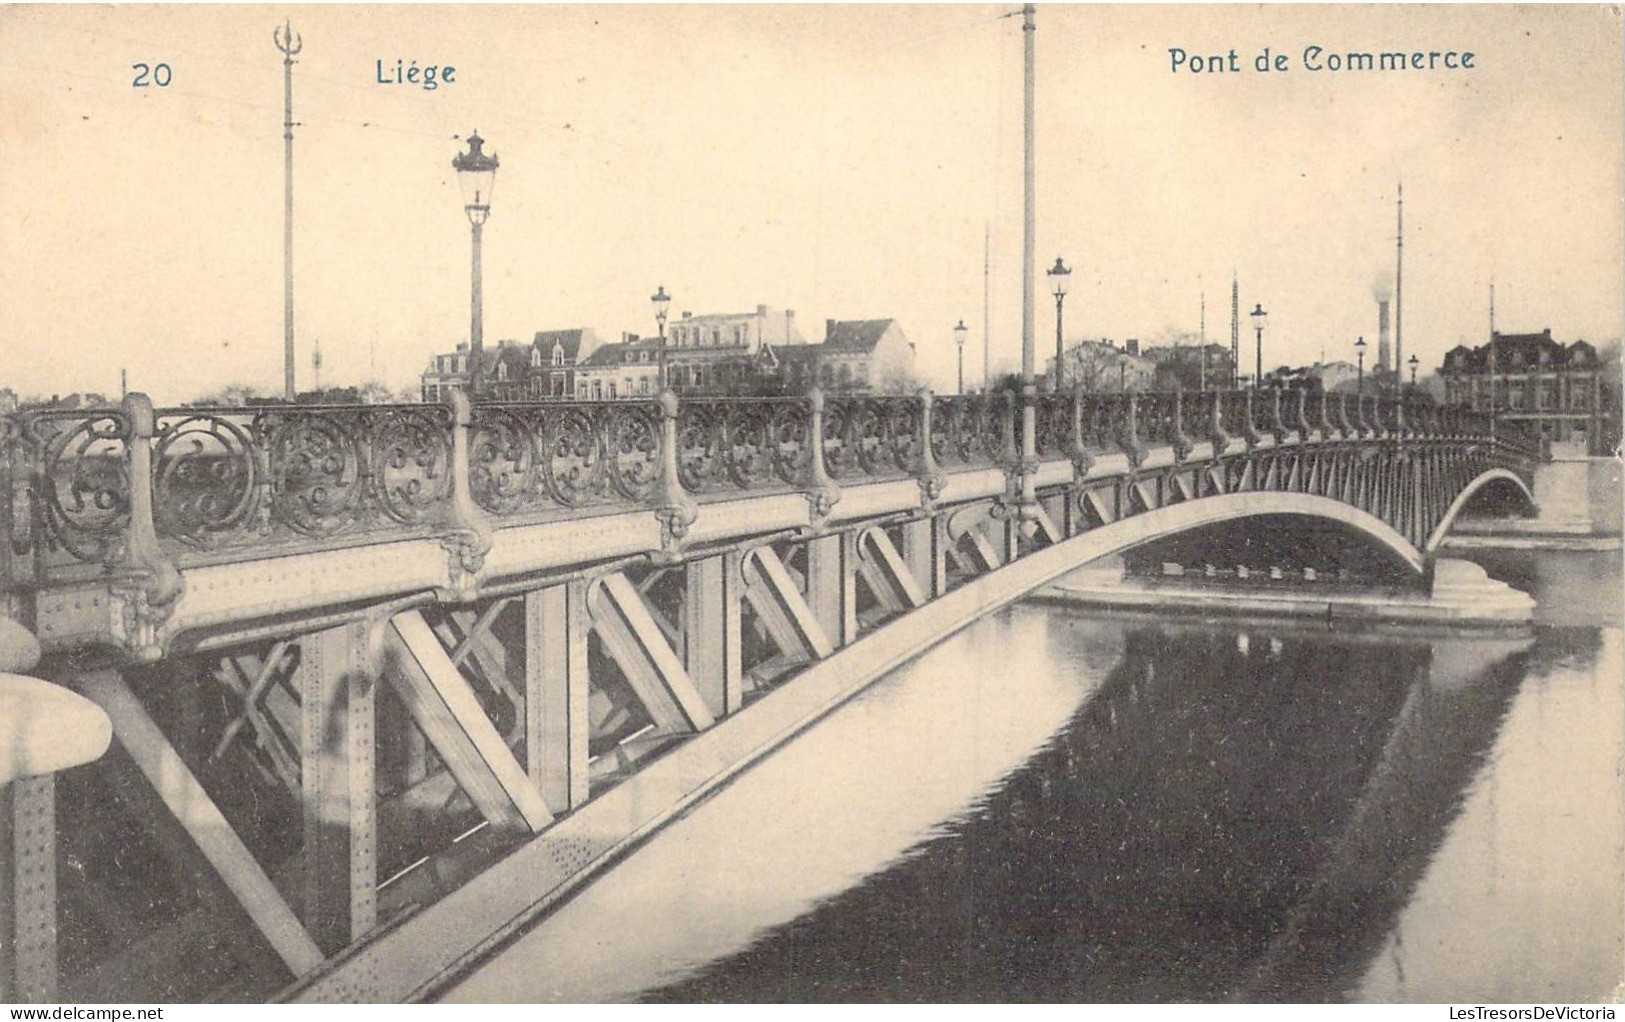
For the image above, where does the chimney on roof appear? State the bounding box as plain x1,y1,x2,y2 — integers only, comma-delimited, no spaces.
757,303,768,316
456,342,469,352
622,331,637,343
826,318,836,340
1125,338,1140,356
681,311,692,320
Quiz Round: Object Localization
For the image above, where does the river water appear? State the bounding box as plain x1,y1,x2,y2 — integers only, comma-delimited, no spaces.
442,549,1622,1004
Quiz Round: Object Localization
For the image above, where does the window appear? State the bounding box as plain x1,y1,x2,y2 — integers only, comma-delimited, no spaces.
592,380,603,400
711,328,721,346
531,347,542,367
640,379,650,395
553,378,565,398
608,382,617,399
552,344,565,367
496,362,508,382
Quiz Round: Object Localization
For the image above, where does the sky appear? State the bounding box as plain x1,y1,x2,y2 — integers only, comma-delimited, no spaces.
1,4,1620,404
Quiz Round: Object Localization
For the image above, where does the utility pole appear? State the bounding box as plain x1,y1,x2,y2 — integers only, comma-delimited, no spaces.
1395,182,1404,399
982,223,991,392
1198,289,1206,391
1489,278,1497,419
1017,3,1039,523
275,20,301,402
1230,274,1239,388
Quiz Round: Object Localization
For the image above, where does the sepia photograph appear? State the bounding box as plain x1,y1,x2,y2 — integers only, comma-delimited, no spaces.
0,2,1621,1007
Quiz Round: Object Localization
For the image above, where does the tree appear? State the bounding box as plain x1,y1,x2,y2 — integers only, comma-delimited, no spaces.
188,383,273,407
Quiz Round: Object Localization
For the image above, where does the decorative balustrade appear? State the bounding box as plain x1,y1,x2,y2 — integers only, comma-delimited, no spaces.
0,389,1527,587
5,407,133,576
469,400,662,514
930,393,1006,470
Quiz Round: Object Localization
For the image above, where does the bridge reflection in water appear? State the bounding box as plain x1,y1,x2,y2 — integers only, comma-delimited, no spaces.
444,561,1619,1003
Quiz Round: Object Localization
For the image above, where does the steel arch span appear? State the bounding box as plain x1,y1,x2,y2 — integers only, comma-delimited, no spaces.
1423,468,1537,554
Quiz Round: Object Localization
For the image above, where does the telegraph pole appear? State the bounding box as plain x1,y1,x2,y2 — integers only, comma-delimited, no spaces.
982,223,991,392
1019,4,1038,519
1395,182,1404,398
275,20,301,401
1230,274,1239,387
1489,278,1497,423
1199,289,1206,390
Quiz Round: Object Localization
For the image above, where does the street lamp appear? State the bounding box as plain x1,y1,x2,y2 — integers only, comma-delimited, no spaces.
954,319,968,395
651,285,671,390
1249,302,1267,390
1408,352,1420,391
1355,335,1367,395
1047,257,1071,390
453,131,499,399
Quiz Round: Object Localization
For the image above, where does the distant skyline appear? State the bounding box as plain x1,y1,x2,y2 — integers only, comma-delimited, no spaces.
1,4,1619,403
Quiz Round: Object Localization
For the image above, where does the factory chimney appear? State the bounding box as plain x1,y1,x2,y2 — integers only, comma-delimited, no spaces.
1377,298,1392,372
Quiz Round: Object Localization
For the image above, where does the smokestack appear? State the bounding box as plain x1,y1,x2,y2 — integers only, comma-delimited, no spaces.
1377,299,1392,372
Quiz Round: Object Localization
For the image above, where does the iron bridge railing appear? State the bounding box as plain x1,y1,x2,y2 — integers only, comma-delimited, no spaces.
0,388,1534,587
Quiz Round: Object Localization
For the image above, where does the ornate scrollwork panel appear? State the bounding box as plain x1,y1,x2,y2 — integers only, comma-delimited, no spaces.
153,412,261,549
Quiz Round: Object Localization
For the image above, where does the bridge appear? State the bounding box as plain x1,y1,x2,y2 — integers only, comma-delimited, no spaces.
0,386,1538,1002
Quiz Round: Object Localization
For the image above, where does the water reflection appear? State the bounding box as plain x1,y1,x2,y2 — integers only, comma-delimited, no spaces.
442,553,1621,1004
1354,627,1623,1003
443,607,1116,1003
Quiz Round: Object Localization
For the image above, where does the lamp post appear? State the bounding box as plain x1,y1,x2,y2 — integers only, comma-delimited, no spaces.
1047,257,1071,391
453,131,499,399
651,285,671,390
954,319,968,395
1249,302,1267,390
1408,353,1419,392
1355,335,1367,396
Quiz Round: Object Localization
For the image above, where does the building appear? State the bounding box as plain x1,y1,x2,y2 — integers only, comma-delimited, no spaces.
421,342,476,402
525,328,604,399
1141,342,1235,390
663,305,809,395
1439,329,1615,453
420,328,604,402
419,306,919,401
572,338,663,401
1050,339,1157,392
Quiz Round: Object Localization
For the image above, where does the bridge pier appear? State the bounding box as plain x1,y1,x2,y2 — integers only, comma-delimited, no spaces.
524,583,591,812
684,553,743,718
1,776,56,1002
901,517,948,600
298,621,378,952
805,533,858,649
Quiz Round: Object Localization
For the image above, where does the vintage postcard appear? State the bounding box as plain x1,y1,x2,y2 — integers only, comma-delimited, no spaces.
0,3,1620,1009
